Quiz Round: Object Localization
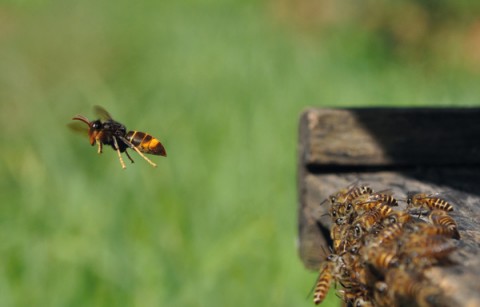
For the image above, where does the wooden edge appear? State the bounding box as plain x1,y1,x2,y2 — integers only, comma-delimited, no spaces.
299,107,480,168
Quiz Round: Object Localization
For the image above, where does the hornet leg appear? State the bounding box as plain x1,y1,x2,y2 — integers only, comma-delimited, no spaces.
112,137,126,169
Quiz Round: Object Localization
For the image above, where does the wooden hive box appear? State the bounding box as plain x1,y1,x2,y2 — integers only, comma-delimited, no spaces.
297,108,480,306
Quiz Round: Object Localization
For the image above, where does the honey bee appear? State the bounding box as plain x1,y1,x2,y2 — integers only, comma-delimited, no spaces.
353,191,398,207
345,185,374,203
366,222,404,247
344,254,370,287
335,289,356,304
313,262,333,305
428,210,460,239
400,234,457,265
331,223,348,253
334,226,358,254
409,222,460,240
383,210,412,226
406,192,454,212
363,245,399,274
70,106,167,169
336,202,356,221
326,186,351,205
354,201,394,218
353,297,374,307
385,268,441,307
326,185,373,221
313,254,343,305
352,209,384,238
337,289,371,307
328,185,373,207
374,281,393,307
328,203,342,222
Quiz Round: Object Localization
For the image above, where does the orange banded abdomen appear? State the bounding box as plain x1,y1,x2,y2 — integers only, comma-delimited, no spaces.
126,131,167,156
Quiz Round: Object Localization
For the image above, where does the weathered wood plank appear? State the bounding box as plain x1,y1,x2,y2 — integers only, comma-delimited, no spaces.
300,108,480,167
297,108,480,306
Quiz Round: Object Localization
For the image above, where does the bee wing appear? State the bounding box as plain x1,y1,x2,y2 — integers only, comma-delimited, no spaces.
67,122,90,135
359,190,391,201
425,192,459,204
374,189,394,196
93,105,113,120
346,180,361,189
417,192,447,200
356,199,380,205
352,194,371,205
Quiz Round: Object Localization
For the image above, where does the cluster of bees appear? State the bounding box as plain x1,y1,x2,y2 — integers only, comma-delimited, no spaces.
312,185,460,307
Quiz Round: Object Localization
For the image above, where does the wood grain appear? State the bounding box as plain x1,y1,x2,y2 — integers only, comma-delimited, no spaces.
300,108,480,168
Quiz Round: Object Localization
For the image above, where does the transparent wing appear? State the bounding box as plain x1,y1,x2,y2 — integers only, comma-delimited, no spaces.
422,192,457,203
93,105,112,120
417,192,445,200
67,122,89,135
374,188,394,196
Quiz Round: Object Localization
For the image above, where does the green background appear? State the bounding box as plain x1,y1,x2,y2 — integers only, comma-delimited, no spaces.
1,1,480,306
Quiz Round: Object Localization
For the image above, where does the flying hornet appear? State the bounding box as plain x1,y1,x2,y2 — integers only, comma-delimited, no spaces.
70,106,167,169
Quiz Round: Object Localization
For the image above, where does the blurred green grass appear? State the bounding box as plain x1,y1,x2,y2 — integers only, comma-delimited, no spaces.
1,1,480,306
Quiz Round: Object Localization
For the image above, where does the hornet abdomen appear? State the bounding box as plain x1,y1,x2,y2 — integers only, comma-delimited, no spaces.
126,131,167,157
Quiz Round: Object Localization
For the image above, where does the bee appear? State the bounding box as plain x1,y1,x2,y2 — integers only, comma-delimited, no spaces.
353,297,374,307
330,204,356,226
380,194,399,207
312,254,343,305
374,281,393,307
409,222,460,240
400,234,457,266
337,225,361,252
342,253,370,288
354,201,394,218
366,222,404,247
345,185,374,202
406,192,454,212
331,223,348,253
312,262,333,305
363,245,399,274
328,203,341,222
336,202,355,221
353,191,398,207
337,249,366,289
328,185,373,208
385,268,441,307
70,106,167,169
326,187,350,205
352,209,384,238
428,210,460,239
383,210,412,226
335,289,357,304
337,289,372,307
